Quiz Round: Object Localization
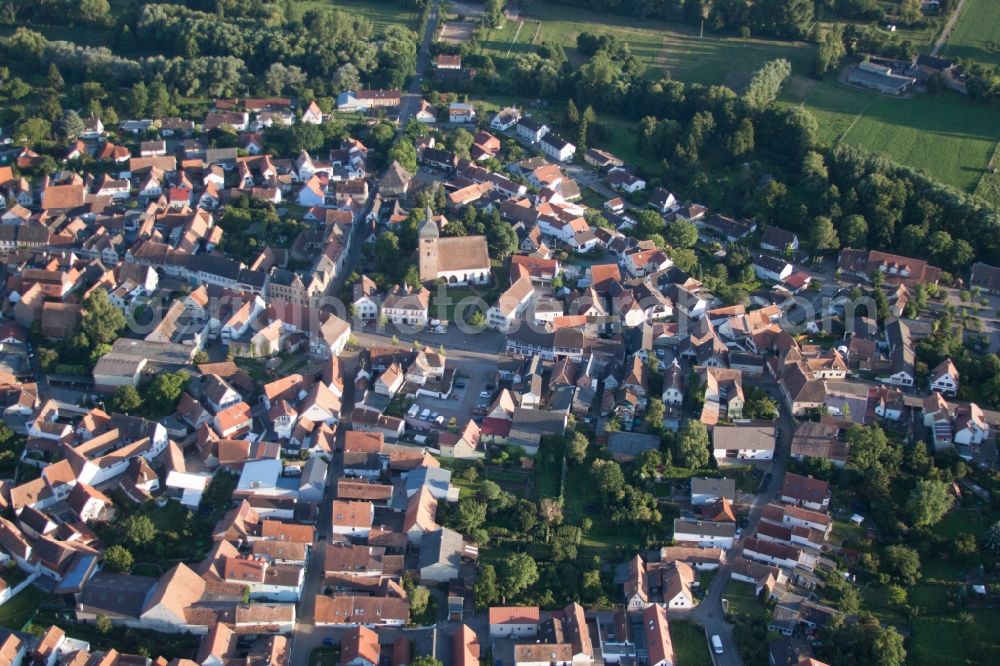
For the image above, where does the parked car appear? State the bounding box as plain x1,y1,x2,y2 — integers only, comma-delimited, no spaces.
420,408,431,420
407,404,419,418
711,635,724,655
479,390,492,399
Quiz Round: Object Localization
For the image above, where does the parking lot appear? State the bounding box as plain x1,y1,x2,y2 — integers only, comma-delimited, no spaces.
403,359,496,436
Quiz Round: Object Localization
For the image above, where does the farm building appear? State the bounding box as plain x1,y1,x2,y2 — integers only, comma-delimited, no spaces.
847,61,916,95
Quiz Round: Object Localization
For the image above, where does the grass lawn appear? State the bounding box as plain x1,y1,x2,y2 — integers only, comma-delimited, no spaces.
973,142,1000,205
670,620,714,666
428,286,479,323
722,578,768,621
859,585,907,629
783,79,1000,193
934,508,989,540
293,0,419,34
0,584,50,630
911,608,1000,666
501,1,815,87
939,0,1000,68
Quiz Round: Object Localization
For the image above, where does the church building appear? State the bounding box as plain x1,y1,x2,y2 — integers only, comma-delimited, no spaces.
418,206,491,285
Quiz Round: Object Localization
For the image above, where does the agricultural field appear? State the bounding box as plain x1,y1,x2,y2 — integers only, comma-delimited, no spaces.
939,0,1000,68
783,79,1000,193
480,1,815,88
294,0,420,33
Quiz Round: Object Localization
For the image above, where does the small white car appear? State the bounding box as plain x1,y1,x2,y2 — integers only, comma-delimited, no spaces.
711,635,724,655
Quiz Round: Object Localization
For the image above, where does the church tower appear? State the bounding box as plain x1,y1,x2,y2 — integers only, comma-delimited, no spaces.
418,205,439,282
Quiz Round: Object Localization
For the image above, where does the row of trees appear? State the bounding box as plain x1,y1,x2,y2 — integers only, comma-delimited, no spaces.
547,0,815,39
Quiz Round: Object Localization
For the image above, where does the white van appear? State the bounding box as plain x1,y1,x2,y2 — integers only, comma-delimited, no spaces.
407,404,419,418
711,635,723,655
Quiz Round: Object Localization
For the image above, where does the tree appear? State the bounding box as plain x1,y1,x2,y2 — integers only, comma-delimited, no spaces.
539,498,564,529
677,420,710,469
456,498,487,532
899,0,922,24
95,615,113,634
743,393,779,420
635,449,663,480
819,613,905,666
467,310,486,328
78,0,112,26
388,143,417,173
121,514,157,546
411,657,443,666
727,117,755,157
906,479,954,527
645,399,666,431
16,118,51,145
664,219,698,248
103,545,134,573
474,563,499,608
567,431,588,464
578,105,596,148
110,385,142,414
984,520,1000,558
82,289,126,346
486,216,518,260
479,480,502,502
815,24,846,76
635,211,665,239
591,459,626,500
564,98,580,128
449,128,474,159
498,553,538,600
886,584,907,607
46,63,64,90
668,248,698,273
882,544,921,586
128,81,148,117
847,424,900,480
840,214,869,247
142,371,188,412
409,584,430,616
742,59,792,110
808,216,839,253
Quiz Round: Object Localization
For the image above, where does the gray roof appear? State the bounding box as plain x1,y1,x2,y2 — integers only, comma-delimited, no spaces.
406,466,452,495
510,408,567,436
300,457,328,487
673,519,736,538
712,424,775,452
418,527,464,569
690,477,736,500
607,431,660,459
78,572,157,618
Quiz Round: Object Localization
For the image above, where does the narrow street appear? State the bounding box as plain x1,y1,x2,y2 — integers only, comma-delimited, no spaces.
398,0,441,126
671,377,792,666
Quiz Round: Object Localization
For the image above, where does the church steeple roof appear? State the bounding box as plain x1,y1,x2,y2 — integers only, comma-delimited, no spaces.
419,205,439,239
